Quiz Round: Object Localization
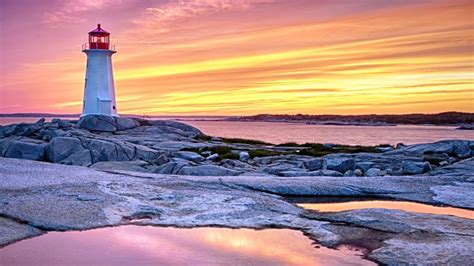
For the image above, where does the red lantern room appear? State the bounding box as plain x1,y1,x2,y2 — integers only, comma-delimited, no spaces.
88,24,110,50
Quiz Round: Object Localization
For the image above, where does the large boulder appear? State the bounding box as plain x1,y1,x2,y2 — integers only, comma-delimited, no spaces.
87,139,120,162
177,165,241,176
324,157,355,173
78,115,117,132
115,117,140,131
4,140,46,161
401,161,431,175
46,137,84,162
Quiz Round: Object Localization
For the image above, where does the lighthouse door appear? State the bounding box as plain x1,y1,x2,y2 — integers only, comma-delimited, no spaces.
98,98,112,115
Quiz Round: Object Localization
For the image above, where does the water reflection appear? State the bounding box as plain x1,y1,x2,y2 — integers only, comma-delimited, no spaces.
298,201,474,219
0,226,374,265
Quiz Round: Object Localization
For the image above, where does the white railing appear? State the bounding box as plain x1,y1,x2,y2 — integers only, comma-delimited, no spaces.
82,43,116,51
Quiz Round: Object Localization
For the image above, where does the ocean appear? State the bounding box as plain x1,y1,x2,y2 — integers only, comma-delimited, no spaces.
1,117,472,146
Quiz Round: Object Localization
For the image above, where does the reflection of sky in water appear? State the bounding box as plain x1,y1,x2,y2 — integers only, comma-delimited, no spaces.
299,201,474,220
0,226,374,265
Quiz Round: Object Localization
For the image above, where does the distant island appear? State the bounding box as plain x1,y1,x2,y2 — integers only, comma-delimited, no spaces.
226,111,474,127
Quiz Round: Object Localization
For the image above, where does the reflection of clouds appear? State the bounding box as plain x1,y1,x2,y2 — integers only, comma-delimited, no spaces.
1,226,375,265
103,226,373,265
299,201,474,220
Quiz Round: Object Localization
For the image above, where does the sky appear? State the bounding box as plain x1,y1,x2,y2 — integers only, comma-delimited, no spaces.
0,0,473,115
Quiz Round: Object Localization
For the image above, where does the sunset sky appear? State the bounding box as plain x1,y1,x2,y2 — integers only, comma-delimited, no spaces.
0,0,473,115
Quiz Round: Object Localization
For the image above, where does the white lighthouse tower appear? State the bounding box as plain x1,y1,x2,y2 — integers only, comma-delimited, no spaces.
81,24,118,117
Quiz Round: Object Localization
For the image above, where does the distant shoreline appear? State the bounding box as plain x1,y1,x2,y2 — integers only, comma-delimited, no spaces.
0,111,473,128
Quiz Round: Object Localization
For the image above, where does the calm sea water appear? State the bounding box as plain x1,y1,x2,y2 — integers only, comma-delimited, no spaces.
1,117,472,146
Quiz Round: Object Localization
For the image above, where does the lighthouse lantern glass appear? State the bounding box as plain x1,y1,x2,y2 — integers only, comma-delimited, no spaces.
88,25,110,50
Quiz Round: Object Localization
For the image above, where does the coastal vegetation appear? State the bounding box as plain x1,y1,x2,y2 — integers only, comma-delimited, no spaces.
228,111,474,126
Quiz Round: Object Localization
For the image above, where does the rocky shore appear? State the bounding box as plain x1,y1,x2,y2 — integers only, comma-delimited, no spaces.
1,115,473,264
1,115,472,178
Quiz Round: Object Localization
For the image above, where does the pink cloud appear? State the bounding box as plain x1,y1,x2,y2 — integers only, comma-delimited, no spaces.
42,0,123,27
138,0,275,26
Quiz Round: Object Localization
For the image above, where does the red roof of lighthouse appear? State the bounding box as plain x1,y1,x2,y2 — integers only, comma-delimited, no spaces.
89,24,110,35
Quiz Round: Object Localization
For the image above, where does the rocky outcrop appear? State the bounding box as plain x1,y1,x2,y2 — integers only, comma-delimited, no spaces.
1,118,473,178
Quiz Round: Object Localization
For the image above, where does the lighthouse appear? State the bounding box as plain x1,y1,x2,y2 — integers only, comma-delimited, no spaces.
81,24,118,117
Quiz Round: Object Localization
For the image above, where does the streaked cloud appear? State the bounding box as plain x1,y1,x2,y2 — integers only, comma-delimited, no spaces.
0,0,473,115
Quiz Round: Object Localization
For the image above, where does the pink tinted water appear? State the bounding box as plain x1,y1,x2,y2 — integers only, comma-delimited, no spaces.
184,120,473,145
1,117,472,146
0,226,374,266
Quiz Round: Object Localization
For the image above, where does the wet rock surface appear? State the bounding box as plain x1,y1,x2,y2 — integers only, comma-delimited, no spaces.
0,157,473,264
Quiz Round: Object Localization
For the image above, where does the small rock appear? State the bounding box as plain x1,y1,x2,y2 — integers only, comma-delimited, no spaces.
239,151,250,162
376,146,393,152
35,118,46,124
401,161,431,175
344,170,354,177
174,151,205,163
439,161,449,167
206,154,219,161
354,169,363,176
396,143,406,149
366,168,381,177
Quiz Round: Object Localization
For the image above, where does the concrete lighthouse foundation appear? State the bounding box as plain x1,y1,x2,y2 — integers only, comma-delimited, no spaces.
81,24,118,117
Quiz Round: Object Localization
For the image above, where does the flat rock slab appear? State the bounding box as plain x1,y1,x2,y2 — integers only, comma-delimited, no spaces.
0,157,473,264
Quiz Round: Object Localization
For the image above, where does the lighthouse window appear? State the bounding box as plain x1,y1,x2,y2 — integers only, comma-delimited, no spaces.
113,106,116,110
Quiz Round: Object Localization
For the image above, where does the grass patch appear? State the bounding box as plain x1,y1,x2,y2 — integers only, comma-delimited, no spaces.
194,134,212,141
221,137,272,145
194,134,272,145
248,149,283,158
218,152,240,161
296,144,381,157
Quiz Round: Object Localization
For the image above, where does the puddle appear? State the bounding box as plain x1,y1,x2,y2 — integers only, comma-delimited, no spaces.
0,225,374,266
298,200,474,219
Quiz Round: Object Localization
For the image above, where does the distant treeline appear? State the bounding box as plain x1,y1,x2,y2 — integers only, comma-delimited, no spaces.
229,112,474,125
